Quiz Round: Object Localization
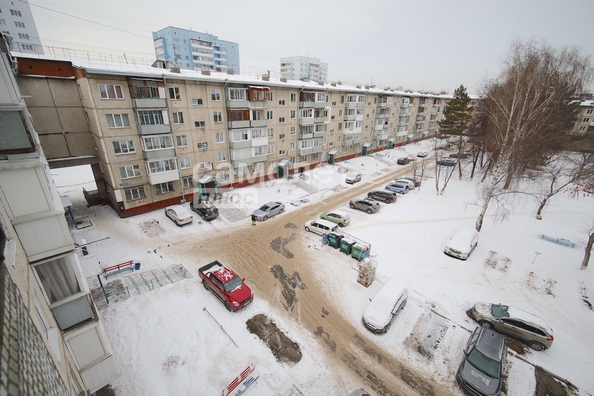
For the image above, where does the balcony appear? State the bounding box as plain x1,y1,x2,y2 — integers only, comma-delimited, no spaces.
148,169,180,185
51,294,94,330
374,123,385,131
401,103,410,108
229,140,251,150
377,101,392,108
227,100,250,108
230,155,267,167
376,112,390,119
299,117,314,126
251,137,269,147
299,101,315,108
139,123,171,135
345,102,364,109
374,131,389,140
13,213,74,262
143,147,175,161
314,116,325,124
313,130,325,138
249,101,266,109
251,119,267,128
228,120,250,129
344,114,357,121
133,98,166,108
299,132,313,140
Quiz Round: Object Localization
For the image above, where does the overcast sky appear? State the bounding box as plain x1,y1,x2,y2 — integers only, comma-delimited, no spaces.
28,0,594,94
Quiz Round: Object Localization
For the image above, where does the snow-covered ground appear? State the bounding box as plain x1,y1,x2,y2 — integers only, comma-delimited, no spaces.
52,140,594,396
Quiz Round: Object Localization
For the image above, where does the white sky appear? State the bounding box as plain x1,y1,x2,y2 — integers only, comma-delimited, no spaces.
27,0,594,94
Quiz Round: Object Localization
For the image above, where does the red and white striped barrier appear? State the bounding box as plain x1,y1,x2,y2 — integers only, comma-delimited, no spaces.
222,363,258,396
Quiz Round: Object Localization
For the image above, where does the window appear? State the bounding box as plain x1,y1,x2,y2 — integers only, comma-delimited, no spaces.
279,150,286,155
143,135,173,150
584,118,590,123
182,176,193,189
299,155,307,162
199,162,211,169
176,135,187,147
33,256,81,303
218,170,229,180
290,93,296,102
99,84,124,99
119,165,140,179
216,132,224,143
113,140,135,154
266,111,273,120
279,134,286,140
329,142,334,146
155,182,174,195
267,92,273,101
290,142,296,150
338,123,343,131
332,101,337,106
14,21,25,28
10,9,23,17
211,89,221,101
148,158,176,174
18,33,29,40
279,100,285,105
168,87,181,100
218,152,226,162
125,186,146,201
252,163,263,173
228,88,246,100
197,142,208,149
195,121,206,128
192,98,203,105
172,112,184,124
106,113,130,128
231,129,249,141
267,128,274,137
586,109,593,115
0,20,5,26
213,112,222,123
291,110,296,119
290,127,296,135
137,110,164,125
279,117,285,123
311,153,319,160
180,157,191,169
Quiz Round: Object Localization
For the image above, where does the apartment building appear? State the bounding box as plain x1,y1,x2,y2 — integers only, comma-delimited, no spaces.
280,56,328,83
152,26,240,73
0,0,43,54
0,36,118,395
14,54,447,218
572,99,594,138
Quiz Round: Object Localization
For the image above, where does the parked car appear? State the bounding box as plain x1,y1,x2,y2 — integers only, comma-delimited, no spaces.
345,173,362,184
444,227,479,260
437,158,456,167
349,198,380,214
395,178,415,190
456,326,507,396
349,389,371,396
320,210,351,227
304,219,340,236
397,157,410,165
417,151,428,158
199,261,253,311
252,201,285,221
367,190,398,204
470,302,554,351
402,176,421,187
164,205,193,226
190,201,219,221
362,278,408,333
385,182,410,194
449,152,471,159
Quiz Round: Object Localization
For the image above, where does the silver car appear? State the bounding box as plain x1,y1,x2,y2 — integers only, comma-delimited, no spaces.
470,302,554,351
252,201,285,221
349,198,380,214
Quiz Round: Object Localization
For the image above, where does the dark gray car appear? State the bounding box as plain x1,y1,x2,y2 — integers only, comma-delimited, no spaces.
349,198,380,214
190,201,219,221
457,326,507,396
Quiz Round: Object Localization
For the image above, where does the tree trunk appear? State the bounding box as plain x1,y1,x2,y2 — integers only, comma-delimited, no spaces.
535,198,548,220
581,232,594,270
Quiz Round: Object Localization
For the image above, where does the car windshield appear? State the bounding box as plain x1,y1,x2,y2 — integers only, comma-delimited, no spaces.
491,304,510,318
259,204,270,211
224,277,243,293
467,349,501,379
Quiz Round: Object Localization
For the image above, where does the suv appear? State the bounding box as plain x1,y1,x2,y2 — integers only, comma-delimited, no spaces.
190,201,219,221
367,190,397,204
457,326,507,396
470,302,554,351
349,198,380,214
345,173,362,184
397,157,410,165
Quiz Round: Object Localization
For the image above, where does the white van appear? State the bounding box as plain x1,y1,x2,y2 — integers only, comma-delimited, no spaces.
304,219,339,236
444,227,479,260
362,278,408,333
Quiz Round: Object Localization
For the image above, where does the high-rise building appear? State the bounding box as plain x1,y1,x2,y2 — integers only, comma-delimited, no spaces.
280,56,328,83
0,0,43,54
152,26,239,73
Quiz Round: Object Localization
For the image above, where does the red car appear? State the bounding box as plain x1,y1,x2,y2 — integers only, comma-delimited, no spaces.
199,261,254,311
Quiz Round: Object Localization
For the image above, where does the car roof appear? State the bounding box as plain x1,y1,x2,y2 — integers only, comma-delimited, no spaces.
475,327,506,361
264,201,281,205
506,307,553,334
166,205,189,212
326,210,349,217
308,219,337,228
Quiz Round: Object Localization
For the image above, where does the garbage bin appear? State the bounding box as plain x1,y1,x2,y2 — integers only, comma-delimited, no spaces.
351,244,371,260
134,262,141,271
339,238,355,255
328,232,343,249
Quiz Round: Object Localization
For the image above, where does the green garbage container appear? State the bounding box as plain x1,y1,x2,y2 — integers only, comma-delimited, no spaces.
328,232,343,249
340,238,355,255
351,243,371,260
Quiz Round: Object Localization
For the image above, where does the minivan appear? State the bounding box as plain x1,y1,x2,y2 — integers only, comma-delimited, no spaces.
304,219,340,236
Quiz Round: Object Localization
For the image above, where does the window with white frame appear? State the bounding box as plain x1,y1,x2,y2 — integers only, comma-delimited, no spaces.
587,109,593,114
279,117,285,123
251,129,265,138
168,87,181,100
216,132,224,143
192,98,203,105
253,146,267,156
231,129,249,141
119,164,140,179
279,149,286,155
172,112,184,124
299,155,307,162
252,163,263,173
213,111,222,123
290,93,296,102
580,126,586,131
267,128,274,137
267,144,274,154
267,92,273,101
231,147,252,160
143,135,173,150
316,92,327,102
218,170,229,180
235,166,247,177
113,140,135,154
279,100,286,105
211,89,221,101
106,113,130,128
289,156,295,163
218,152,226,162
182,176,193,189
279,134,286,140
291,110,296,119
290,127,296,135
33,255,81,303
300,108,313,118
252,110,263,120
228,88,246,100
584,118,590,123
290,142,296,150
199,162,211,169
311,153,319,160
176,135,187,147
137,110,165,125
125,186,146,201
155,182,174,195
180,157,191,169
195,121,206,128
197,142,208,149
99,84,124,99
266,110,273,120
148,158,177,174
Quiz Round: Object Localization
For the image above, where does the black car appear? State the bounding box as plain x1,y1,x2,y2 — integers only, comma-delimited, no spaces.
457,326,507,396
190,201,219,221
367,190,397,204
437,158,456,167
449,153,471,159
397,157,410,165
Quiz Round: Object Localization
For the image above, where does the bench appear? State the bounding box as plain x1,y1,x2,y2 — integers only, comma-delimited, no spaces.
102,260,135,279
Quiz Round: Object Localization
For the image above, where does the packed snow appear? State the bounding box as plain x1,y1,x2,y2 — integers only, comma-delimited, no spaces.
52,140,594,396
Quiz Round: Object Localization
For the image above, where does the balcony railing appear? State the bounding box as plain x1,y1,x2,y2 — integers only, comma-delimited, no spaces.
148,169,180,185
133,98,166,108
139,123,171,135
142,147,175,160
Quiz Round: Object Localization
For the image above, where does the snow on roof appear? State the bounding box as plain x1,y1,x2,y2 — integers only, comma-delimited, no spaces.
213,266,237,283
507,307,553,335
